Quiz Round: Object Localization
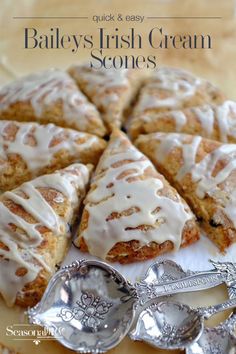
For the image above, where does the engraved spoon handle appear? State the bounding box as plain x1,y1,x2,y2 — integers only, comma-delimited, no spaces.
199,297,236,319
136,270,224,302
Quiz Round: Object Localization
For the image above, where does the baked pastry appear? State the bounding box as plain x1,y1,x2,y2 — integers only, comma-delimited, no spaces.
0,343,19,354
127,100,236,141
135,132,236,251
0,163,91,307
0,120,106,191
75,130,199,263
0,69,107,137
127,67,226,136
68,64,144,130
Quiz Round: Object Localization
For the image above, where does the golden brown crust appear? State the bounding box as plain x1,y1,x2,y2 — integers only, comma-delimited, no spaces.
79,218,199,264
68,65,146,131
0,70,107,137
127,67,226,139
0,121,106,191
0,100,107,137
127,102,236,141
135,133,236,251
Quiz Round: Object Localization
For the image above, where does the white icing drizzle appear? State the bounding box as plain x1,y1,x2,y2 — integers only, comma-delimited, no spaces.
80,134,193,259
0,163,90,306
0,121,98,173
215,101,236,142
0,69,101,130
71,65,130,106
135,67,202,112
193,106,215,137
152,132,236,228
169,111,187,131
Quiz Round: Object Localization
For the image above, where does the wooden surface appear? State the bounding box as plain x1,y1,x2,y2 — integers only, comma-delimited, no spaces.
0,0,236,353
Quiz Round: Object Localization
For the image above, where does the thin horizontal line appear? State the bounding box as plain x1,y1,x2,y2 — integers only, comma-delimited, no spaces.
147,16,222,19
13,16,88,19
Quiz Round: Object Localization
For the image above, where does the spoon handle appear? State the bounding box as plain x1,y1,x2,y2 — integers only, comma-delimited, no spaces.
136,270,225,303
199,297,236,319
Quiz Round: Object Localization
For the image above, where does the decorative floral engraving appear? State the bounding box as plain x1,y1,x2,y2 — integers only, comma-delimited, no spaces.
59,292,113,330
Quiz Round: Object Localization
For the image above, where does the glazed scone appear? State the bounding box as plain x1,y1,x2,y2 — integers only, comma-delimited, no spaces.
135,132,236,251
0,69,107,137
128,100,236,141
0,120,106,191
75,130,199,264
126,67,226,135
0,163,91,307
68,64,144,131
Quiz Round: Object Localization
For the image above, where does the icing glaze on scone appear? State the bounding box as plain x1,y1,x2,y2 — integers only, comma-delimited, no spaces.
135,67,202,111
78,131,194,260
69,65,144,130
145,132,236,227
0,163,90,306
0,69,106,134
0,121,98,171
128,99,236,143
129,67,225,130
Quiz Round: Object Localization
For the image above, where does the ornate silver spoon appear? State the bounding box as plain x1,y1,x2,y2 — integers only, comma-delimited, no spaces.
129,298,236,350
28,259,236,353
186,313,236,354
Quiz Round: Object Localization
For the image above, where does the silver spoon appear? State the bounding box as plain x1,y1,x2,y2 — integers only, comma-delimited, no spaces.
27,259,236,353
130,298,236,350
186,313,236,354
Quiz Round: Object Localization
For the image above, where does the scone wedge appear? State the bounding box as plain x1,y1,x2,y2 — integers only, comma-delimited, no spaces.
0,163,91,307
0,120,106,191
128,100,236,141
127,67,226,138
136,132,236,251
68,64,144,131
75,130,199,263
0,69,107,137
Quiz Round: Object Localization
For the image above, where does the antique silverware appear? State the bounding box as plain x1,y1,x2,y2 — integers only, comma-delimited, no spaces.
28,259,138,353
27,258,236,353
186,313,236,354
130,298,236,350
136,259,236,305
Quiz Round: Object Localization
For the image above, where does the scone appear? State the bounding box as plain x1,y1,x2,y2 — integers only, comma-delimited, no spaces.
0,163,91,307
0,120,106,191
75,130,199,263
0,69,107,137
135,132,236,251
127,67,226,136
68,64,144,131
128,100,236,141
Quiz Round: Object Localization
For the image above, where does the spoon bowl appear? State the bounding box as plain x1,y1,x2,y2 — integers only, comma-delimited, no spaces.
28,259,137,353
186,314,236,354
131,298,236,350
130,301,203,350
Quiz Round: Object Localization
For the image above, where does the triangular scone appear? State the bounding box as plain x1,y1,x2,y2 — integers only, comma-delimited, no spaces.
127,67,225,136
0,163,91,307
75,130,199,264
128,101,236,141
0,120,106,191
0,69,107,137
68,64,144,130
136,132,236,251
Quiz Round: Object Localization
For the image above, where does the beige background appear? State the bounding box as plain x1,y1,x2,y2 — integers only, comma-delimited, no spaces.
0,0,236,353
